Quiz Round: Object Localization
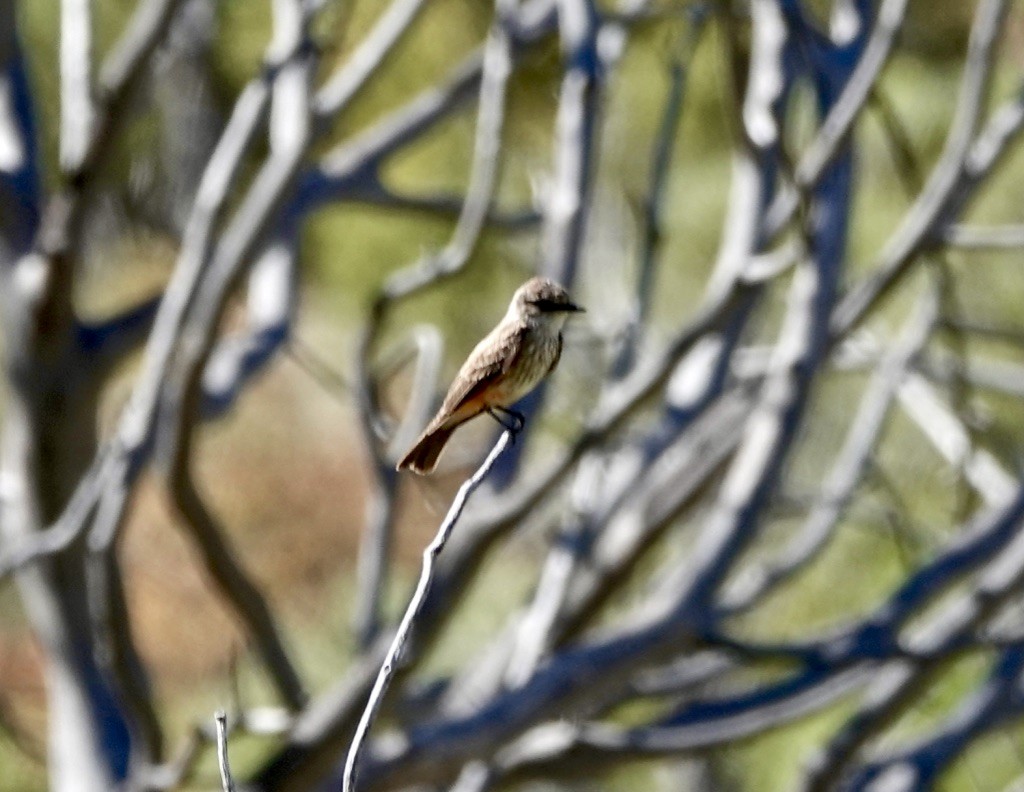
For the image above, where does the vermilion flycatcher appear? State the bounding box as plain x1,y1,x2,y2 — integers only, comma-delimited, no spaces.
396,277,584,474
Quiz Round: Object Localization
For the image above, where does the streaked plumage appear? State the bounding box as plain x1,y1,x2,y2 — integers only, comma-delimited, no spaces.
396,277,583,474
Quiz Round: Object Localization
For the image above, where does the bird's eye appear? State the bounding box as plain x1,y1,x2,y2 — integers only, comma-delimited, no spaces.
531,298,562,311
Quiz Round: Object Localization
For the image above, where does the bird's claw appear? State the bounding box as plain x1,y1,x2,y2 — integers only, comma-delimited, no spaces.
487,407,526,441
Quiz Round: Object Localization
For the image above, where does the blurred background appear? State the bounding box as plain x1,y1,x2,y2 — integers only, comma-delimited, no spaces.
3,0,1024,790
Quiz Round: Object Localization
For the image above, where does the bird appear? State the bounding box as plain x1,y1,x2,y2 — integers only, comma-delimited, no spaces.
396,276,585,474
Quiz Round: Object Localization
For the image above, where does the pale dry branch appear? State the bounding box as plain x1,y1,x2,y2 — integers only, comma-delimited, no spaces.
612,7,708,377
314,0,429,120
844,647,1024,791
215,711,236,792
73,0,186,179
765,0,909,235
721,292,938,614
804,486,1024,791
343,431,514,792
831,0,1011,337
59,0,93,171
944,224,1024,249
897,373,1017,506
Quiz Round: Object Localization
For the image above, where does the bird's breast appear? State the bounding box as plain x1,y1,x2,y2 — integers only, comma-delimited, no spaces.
493,329,561,405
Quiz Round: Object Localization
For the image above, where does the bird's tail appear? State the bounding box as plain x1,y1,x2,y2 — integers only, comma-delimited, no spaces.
396,424,456,474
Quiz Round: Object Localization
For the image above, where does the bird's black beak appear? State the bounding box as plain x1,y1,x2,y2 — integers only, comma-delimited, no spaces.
566,302,585,313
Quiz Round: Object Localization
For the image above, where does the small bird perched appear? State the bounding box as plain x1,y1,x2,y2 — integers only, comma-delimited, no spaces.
396,277,585,474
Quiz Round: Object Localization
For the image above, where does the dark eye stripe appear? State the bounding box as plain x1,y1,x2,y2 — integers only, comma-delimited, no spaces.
532,298,565,311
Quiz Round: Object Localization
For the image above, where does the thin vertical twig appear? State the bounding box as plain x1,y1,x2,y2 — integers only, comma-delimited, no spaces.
59,0,93,172
342,431,514,792
613,7,708,377
215,710,236,792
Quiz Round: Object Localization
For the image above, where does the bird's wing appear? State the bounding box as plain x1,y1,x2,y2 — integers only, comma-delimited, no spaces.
432,321,524,429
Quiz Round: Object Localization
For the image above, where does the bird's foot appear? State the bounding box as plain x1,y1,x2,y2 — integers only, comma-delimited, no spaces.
486,407,526,441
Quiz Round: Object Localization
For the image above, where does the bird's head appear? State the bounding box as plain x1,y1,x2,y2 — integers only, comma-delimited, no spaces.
512,277,585,322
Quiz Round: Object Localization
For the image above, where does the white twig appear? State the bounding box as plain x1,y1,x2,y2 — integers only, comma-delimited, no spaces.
314,0,428,118
59,0,93,171
342,431,514,792
943,223,1024,249
897,373,1017,506
215,710,235,792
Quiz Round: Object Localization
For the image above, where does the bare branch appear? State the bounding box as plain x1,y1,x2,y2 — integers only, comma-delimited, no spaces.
765,0,909,234
374,11,514,303
299,51,487,211
201,232,297,416
59,0,94,172
75,0,186,178
943,224,1024,249
922,350,1024,400
831,0,1011,337
84,79,272,556
541,0,602,285
343,431,514,792
843,647,1024,790
216,711,236,792
352,325,442,646
343,185,540,228
722,293,938,613
612,9,707,376
314,0,429,120
295,1,559,219
803,489,1024,791
897,373,1016,506
81,0,316,727
488,666,866,774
